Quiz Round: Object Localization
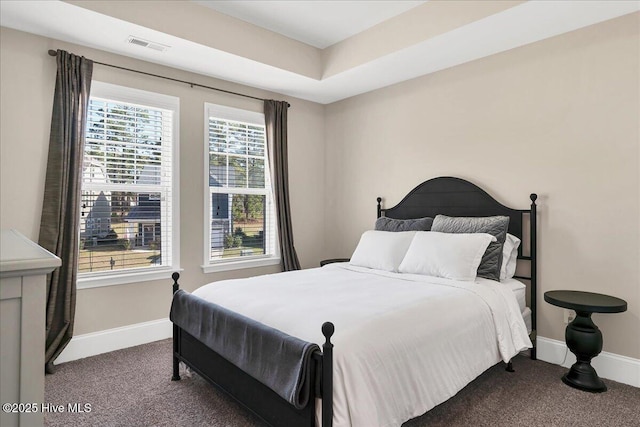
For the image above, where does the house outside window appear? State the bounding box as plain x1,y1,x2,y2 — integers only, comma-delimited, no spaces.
79,81,179,288
203,103,279,272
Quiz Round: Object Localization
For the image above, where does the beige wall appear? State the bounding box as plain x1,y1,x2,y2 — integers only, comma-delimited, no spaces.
0,27,325,335
325,14,639,359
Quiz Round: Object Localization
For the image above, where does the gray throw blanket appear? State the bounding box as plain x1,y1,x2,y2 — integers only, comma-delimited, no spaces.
170,290,320,409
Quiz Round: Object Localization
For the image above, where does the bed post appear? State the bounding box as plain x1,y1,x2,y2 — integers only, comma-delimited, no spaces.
321,322,335,427
171,272,181,381
530,194,538,360
377,197,382,218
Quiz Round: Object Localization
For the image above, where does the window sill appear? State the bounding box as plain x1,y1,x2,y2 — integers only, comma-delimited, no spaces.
201,256,281,274
77,267,182,289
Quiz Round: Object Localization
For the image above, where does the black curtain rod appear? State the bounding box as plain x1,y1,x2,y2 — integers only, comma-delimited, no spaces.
47,49,290,107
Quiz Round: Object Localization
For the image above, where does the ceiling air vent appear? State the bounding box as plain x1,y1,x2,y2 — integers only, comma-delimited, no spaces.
127,36,169,52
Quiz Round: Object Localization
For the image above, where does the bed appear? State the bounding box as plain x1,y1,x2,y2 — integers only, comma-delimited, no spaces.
169,176,538,427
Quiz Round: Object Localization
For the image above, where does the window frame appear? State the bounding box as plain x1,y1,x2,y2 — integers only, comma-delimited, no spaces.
77,81,180,289
202,103,280,273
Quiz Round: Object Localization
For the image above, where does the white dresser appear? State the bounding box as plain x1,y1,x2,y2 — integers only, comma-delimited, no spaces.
0,229,61,427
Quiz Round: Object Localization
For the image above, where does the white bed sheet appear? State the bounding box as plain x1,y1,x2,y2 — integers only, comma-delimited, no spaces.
522,307,532,334
503,277,527,312
192,263,531,427
502,278,532,333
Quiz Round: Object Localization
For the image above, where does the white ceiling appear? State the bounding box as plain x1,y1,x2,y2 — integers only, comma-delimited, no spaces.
194,1,427,48
1,1,638,105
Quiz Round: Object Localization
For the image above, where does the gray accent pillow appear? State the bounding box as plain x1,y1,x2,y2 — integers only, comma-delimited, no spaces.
375,216,433,232
431,215,509,281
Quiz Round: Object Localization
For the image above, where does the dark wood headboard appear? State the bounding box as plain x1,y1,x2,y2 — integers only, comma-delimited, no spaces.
377,176,536,257
377,176,538,358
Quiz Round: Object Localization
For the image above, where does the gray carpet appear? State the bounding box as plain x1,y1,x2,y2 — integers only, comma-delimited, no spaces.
45,339,640,427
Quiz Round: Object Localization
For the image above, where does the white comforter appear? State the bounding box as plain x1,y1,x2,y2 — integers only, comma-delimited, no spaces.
192,263,531,427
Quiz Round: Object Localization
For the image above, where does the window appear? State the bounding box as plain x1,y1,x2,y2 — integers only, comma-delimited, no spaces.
203,103,279,272
78,81,179,287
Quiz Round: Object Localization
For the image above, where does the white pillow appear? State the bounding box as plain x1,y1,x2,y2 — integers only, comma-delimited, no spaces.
398,232,496,281
500,233,521,280
350,230,416,272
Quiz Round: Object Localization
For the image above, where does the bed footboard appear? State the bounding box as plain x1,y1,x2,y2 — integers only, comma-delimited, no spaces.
170,273,334,427
171,272,181,381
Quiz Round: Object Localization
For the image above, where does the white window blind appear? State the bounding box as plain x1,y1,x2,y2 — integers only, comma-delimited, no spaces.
204,103,279,271
79,82,179,285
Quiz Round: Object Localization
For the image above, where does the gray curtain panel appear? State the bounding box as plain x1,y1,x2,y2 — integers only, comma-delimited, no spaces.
39,50,93,373
264,100,301,271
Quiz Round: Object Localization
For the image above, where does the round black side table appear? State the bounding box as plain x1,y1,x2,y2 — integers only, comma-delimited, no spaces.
544,290,627,393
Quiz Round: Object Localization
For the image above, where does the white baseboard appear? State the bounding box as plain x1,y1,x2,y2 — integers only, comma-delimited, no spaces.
537,336,640,388
55,318,172,365
54,326,640,389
